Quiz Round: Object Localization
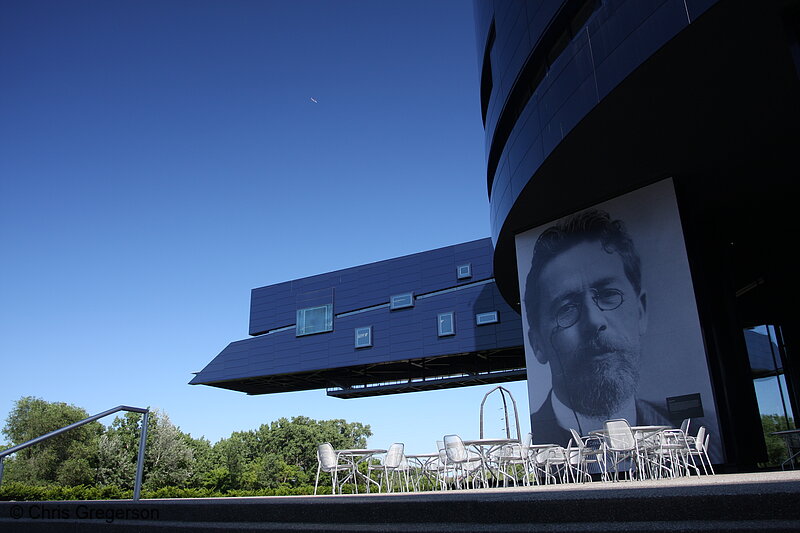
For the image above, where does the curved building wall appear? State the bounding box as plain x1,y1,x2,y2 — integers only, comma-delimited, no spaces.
478,0,798,306
478,0,715,268
476,0,800,469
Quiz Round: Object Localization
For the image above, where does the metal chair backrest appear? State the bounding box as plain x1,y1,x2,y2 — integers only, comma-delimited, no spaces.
569,428,584,450
696,426,707,451
523,432,533,448
604,419,636,451
436,440,448,464
317,442,338,470
443,434,468,463
384,442,404,468
545,446,567,462
498,442,528,460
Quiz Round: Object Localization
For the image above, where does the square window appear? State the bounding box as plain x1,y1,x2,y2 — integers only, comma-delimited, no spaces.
355,326,372,348
457,264,472,279
390,292,414,310
296,304,333,336
476,311,499,325
438,312,455,336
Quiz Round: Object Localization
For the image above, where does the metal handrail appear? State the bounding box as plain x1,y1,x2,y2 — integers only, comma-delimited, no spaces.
0,405,149,500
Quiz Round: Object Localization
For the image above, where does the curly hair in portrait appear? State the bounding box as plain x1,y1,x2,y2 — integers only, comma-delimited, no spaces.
524,208,643,328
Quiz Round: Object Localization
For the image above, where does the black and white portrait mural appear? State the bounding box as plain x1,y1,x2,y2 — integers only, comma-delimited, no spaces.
515,178,722,461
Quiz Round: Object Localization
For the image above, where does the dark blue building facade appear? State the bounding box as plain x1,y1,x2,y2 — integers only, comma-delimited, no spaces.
191,239,526,398
476,0,799,470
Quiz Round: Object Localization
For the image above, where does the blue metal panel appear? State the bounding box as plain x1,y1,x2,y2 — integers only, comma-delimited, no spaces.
249,238,495,335
497,6,532,93
526,1,562,48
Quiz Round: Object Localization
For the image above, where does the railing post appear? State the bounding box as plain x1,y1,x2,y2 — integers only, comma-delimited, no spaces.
133,410,149,501
0,456,4,487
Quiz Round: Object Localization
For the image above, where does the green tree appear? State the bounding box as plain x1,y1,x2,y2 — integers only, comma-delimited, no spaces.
1,396,102,486
760,414,796,467
97,409,193,490
209,431,256,491
260,416,371,481
3,398,373,494
184,434,218,489
206,416,372,491
145,411,193,489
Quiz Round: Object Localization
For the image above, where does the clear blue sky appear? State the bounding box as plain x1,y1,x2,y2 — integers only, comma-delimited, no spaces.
0,0,531,454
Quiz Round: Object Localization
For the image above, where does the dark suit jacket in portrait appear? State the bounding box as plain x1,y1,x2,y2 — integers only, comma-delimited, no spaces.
530,392,673,447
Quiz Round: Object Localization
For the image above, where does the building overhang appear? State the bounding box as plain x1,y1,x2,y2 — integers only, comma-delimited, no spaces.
192,346,526,397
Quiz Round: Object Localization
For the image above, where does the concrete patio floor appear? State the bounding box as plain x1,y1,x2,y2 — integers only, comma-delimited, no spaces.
2,470,799,532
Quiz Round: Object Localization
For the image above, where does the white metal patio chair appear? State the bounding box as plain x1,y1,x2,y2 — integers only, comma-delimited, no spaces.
314,442,354,495
647,418,692,478
397,453,412,491
435,440,453,490
493,432,534,486
701,428,716,475
650,428,694,478
368,442,406,492
686,426,715,475
533,445,569,484
567,428,607,483
443,434,486,489
602,419,639,481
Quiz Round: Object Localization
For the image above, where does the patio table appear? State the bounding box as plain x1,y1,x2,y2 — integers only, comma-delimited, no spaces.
463,438,520,485
405,452,440,491
334,448,386,493
590,426,672,480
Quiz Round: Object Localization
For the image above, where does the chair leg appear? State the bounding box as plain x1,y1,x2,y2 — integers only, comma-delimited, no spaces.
706,454,716,475
527,462,542,485
599,454,609,482
698,449,709,475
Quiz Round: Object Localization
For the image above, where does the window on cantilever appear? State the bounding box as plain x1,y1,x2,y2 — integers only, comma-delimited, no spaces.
296,304,333,336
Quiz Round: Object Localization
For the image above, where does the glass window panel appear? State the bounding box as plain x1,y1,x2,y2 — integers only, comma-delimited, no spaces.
296,304,333,336
390,293,414,310
355,326,372,348
438,312,455,336
457,264,472,279
476,311,499,325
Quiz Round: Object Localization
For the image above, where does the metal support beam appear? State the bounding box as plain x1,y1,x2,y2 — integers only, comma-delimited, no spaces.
133,410,149,501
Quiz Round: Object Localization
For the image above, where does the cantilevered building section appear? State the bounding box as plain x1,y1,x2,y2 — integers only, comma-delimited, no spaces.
190,239,526,398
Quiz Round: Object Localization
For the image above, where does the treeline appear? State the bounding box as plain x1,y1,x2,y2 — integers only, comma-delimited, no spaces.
0,397,371,496
760,413,796,467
